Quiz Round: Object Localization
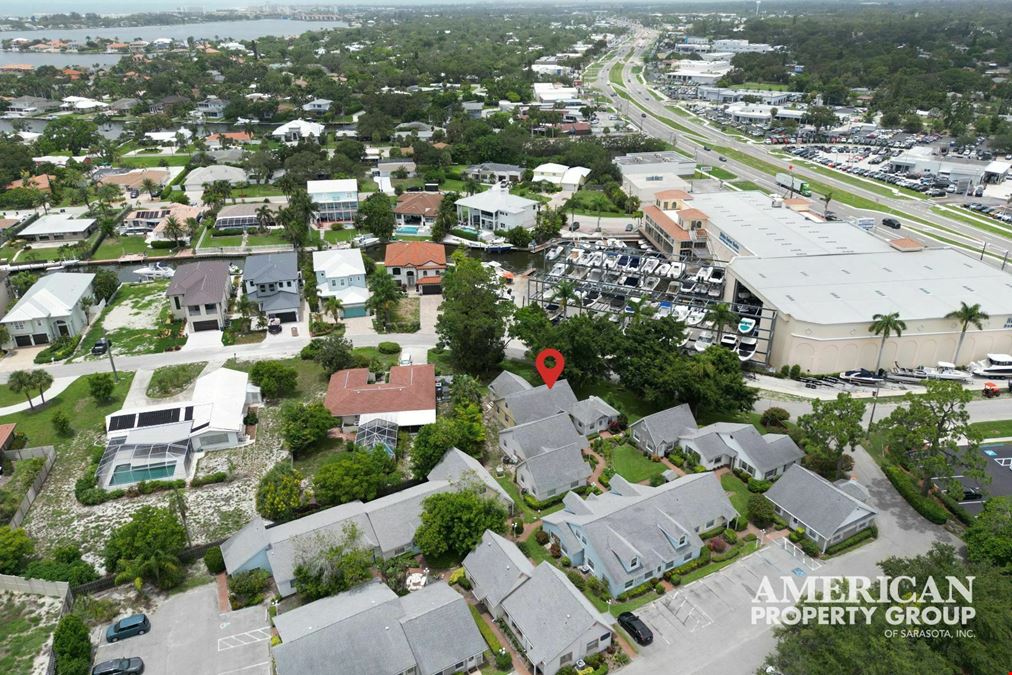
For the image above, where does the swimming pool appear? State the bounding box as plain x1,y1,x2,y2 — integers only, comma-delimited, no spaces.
396,226,420,235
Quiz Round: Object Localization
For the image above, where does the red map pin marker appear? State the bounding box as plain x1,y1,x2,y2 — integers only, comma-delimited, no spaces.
535,349,565,389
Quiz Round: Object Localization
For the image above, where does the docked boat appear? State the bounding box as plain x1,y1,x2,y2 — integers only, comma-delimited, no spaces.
738,337,758,362
567,248,584,264
694,266,712,283
353,235,380,248
642,257,659,274
545,246,562,261
709,267,725,284
686,307,706,326
923,362,973,382
668,262,685,279
485,242,512,253
616,254,629,268
656,301,673,318
673,305,690,323
969,354,1012,378
694,331,714,352
587,268,603,282
603,253,618,270
839,369,886,386
134,262,175,279
719,333,739,350
738,317,756,334
707,285,722,299
642,276,661,292
549,263,566,277
588,251,604,267
887,365,929,384
570,266,589,280
626,256,641,271
656,262,670,277
681,281,697,295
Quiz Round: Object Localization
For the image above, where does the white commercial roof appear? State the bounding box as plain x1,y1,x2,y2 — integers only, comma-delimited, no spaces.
687,191,890,259
19,213,95,237
313,248,366,278
730,248,1012,325
307,179,358,194
984,160,1011,175
2,272,94,323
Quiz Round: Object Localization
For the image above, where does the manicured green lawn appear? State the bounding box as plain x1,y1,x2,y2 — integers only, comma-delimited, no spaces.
292,436,347,480
0,383,32,406
91,234,152,261
730,180,763,192
146,362,207,398
495,476,564,523
971,419,1012,440
224,357,328,400
0,373,134,448
119,154,190,168
200,234,244,248
232,184,284,198
246,231,291,247
611,444,665,483
323,227,360,243
706,166,737,181
720,472,750,516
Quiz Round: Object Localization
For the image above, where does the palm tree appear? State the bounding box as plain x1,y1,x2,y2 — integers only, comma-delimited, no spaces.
463,177,479,196
31,369,54,404
705,303,737,343
627,298,656,326
869,312,906,373
141,177,157,198
116,550,183,591
255,204,275,232
164,216,185,249
236,295,255,330
8,370,36,409
945,302,989,365
323,297,344,323
366,269,403,330
555,280,577,317
822,191,833,215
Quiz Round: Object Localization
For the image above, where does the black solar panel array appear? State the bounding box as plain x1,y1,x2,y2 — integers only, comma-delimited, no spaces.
108,414,137,431
137,408,181,428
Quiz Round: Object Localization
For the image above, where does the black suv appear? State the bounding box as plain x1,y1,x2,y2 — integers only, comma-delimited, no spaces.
91,337,110,355
882,218,902,229
617,611,653,645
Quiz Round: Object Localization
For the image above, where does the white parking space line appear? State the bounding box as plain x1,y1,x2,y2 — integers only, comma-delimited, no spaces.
218,661,272,675
217,627,272,652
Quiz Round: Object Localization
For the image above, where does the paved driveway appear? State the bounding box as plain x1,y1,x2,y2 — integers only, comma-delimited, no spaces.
94,584,271,675
180,330,225,352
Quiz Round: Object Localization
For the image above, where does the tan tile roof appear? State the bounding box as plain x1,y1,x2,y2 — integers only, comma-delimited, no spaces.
655,189,691,200
325,365,436,417
393,192,443,218
384,242,447,269
676,207,709,221
6,174,54,191
889,237,925,252
643,204,689,241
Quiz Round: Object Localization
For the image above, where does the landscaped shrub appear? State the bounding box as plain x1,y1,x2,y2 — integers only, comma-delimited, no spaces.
228,569,271,609
938,491,974,526
52,614,91,675
549,542,561,558
707,537,728,553
733,467,752,483
243,410,259,426
824,526,878,556
760,407,791,430
670,454,685,467
35,335,81,364
616,579,657,602
789,527,806,543
132,479,186,495
377,341,401,354
668,574,682,586
560,556,571,567
300,340,322,360
699,524,726,540
733,516,748,532
495,650,513,670
534,530,550,545
798,537,821,558
722,528,737,545
654,582,665,595
516,539,532,557
772,514,788,529
649,474,666,487
74,473,126,506
22,546,98,586
789,364,802,380
670,547,711,576
692,464,707,473
711,545,741,563
883,465,948,524
747,478,772,493
566,570,586,590
748,494,776,528
204,546,226,574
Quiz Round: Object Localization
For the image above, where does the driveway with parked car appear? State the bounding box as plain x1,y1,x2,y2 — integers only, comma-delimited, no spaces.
94,584,270,675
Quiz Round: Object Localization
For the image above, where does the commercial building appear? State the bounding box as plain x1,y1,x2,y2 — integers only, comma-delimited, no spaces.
888,146,988,187
616,150,696,200
307,179,359,224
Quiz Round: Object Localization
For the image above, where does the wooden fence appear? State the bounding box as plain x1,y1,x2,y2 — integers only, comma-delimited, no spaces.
2,446,57,528
0,573,73,675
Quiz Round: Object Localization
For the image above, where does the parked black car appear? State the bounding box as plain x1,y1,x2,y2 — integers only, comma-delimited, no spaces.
106,614,150,642
91,337,110,355
882,218,902,229
91,658,145,675
617,611,653,645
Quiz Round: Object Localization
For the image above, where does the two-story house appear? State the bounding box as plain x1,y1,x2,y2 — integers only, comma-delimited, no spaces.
196,96,226,119
166,260,231,332
301,98,332,114
307,179,359,225
542,473,736,598
243,252,302,324
393,192,443,229
312,249,369,317
384,241,447,294
1,272,95,348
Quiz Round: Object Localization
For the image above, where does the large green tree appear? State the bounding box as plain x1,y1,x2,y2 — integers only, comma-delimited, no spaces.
0,526,34,574
316,334,356,375
648,346,757,418
38,117,99,154
280,402,334,455
431,191,458,242
436,250,513,374
410,403,487,479
796,393,867,480
415,490,507,560
358,192,396,241
366,268,403,330
293,522,373,601
313,447,398,506
249,360,298,399
255,463,305,522
964,496,1012,570
103,506,187,588
612,316,685,395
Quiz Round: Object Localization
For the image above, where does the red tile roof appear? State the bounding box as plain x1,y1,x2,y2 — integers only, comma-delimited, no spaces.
676,207,709,221
655,189,691,201
0,423,16,449
393,192,443,218
6,174,54,192
325,365,436,417
417,276,442,285
384,242,447,269
643,204,689,241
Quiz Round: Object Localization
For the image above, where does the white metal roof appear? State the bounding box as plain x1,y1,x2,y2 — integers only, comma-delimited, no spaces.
455,185,538,214
3,272,94,322
307,179,358,194
313,248,366,279
730,248,1012,325
19,213,95,237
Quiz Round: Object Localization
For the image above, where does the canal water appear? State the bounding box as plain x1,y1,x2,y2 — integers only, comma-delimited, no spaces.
0,18,349,44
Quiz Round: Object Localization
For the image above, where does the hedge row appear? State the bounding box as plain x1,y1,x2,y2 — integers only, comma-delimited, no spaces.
666,547,711,578
616,579,657,602
35,336,81,364
468,604,502,653
937,491,974,526
824,526,878,557
699,524,727,541
883,465,948,524
191,471,229,488
523,485,592,511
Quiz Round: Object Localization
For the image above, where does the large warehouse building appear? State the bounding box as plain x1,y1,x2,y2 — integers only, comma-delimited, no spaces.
646,190,1012,372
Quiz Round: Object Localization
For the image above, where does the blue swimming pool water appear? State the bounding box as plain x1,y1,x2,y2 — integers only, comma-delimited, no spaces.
396,226,420,235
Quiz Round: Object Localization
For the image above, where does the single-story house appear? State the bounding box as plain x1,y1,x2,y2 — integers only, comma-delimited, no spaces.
184,165,248,191
630,404,698,456
312,248,370,317
531,163,591,191
97,168,171,194
678,423,804,480
5,174,54,193
384,241,446,294
376,159,416,178
765,465,877,553
542,473,737,597
499,412,590,502
0,272,94,348
272,581,487,675
120,204,201,242
272,118,324,142
243,251,302,323
18,213,96,243
324,365,436,429
393,122,439,141
354,418,399,456
205,131,254,148
466,162,523,184
221,448,511,596
301,98,332,114
394,192,443,228
213,203,280,232
166,260,231,332
568,396,620,436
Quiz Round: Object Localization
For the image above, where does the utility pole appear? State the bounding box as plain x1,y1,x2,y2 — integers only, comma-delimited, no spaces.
105,336,119,382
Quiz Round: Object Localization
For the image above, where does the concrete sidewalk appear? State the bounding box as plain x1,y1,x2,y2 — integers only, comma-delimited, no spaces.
0,376,77,415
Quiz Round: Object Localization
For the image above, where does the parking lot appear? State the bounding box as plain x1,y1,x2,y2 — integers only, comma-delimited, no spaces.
94,584,271,675
624,542,817,675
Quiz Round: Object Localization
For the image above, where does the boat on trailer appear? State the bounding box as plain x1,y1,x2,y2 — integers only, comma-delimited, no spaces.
969,354,1012,379
839,368,886,386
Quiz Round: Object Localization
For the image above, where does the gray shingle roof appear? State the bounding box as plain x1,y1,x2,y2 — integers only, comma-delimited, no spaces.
500,412,586,462
543,473,736,591
730,427,805,473
503,380,577,425
519,442,590,496
427,447,512,504
500,564,612,668
244,251,297,285
766,465,877,540
569,396,620,428
219,516,267,572
257,290,300,312
272,581,483,675
632,404,697,448
166,260,230,305
488,371,531,400
463,531,534,610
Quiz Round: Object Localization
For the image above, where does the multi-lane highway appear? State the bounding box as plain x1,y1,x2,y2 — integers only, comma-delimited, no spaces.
590,29,1012,262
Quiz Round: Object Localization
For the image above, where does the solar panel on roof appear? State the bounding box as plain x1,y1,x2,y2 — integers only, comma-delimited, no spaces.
137,408,181,428
109,414,137,431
